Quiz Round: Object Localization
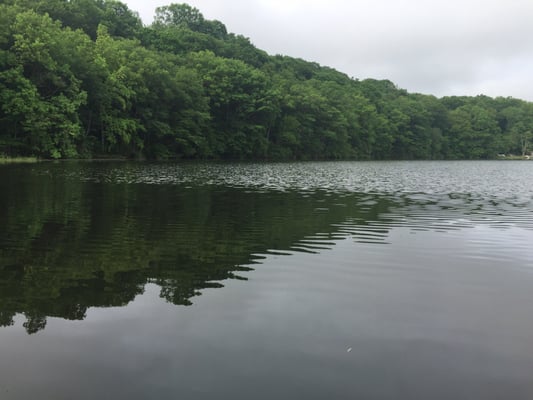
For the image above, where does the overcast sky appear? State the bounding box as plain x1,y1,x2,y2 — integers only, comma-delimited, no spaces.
123,0,533,101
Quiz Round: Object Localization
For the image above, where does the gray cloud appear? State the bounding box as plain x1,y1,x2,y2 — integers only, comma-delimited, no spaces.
124,0,533,100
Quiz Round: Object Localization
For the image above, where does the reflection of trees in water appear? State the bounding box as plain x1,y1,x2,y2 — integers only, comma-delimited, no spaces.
1,164,531,334
0,166,397,334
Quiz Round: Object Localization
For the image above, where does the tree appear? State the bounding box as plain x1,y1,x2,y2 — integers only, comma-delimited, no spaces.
500,104,533,156
0,9,88,157
154,3,205,30
447,104,501,159
187,51,275,158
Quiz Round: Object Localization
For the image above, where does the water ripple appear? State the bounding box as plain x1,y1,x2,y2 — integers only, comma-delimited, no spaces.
26,160,533,255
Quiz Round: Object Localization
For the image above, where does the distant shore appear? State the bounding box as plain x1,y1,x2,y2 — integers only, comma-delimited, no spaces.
0,156,39,164
497,155,532,160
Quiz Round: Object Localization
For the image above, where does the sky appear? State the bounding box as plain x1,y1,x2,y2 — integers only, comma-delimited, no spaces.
123,0,533,101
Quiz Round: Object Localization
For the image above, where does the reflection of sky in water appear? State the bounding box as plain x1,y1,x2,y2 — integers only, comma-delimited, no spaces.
2,223,533,399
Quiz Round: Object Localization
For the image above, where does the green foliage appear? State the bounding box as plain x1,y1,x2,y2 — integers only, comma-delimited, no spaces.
153,3,227,39
447,104,501,159
499,103,533,156
3,0,143,39
186,50,275,158
1,1,532,159
0,9,87,157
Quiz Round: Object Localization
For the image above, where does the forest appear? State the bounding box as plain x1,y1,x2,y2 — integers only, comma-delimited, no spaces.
1,0,532,160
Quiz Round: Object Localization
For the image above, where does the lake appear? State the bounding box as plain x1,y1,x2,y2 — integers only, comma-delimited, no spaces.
1,160,533,399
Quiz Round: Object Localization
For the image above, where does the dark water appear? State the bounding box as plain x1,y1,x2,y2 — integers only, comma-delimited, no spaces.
1,161,533,399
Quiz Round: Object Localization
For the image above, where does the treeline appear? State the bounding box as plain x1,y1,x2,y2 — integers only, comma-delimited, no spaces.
0,1,532,160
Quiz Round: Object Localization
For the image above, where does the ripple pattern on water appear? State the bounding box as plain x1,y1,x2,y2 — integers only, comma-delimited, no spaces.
23,161,533,260
34,160,533,194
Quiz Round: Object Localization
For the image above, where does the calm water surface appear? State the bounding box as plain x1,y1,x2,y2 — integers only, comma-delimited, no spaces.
1,161,533,399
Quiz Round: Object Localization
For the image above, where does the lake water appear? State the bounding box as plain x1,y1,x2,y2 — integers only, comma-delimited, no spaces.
1,160,533,399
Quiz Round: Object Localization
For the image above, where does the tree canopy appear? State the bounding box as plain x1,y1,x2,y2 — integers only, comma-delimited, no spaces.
1,1,532,160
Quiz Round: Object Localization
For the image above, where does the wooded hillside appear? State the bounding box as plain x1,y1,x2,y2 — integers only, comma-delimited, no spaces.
1,1,532,159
